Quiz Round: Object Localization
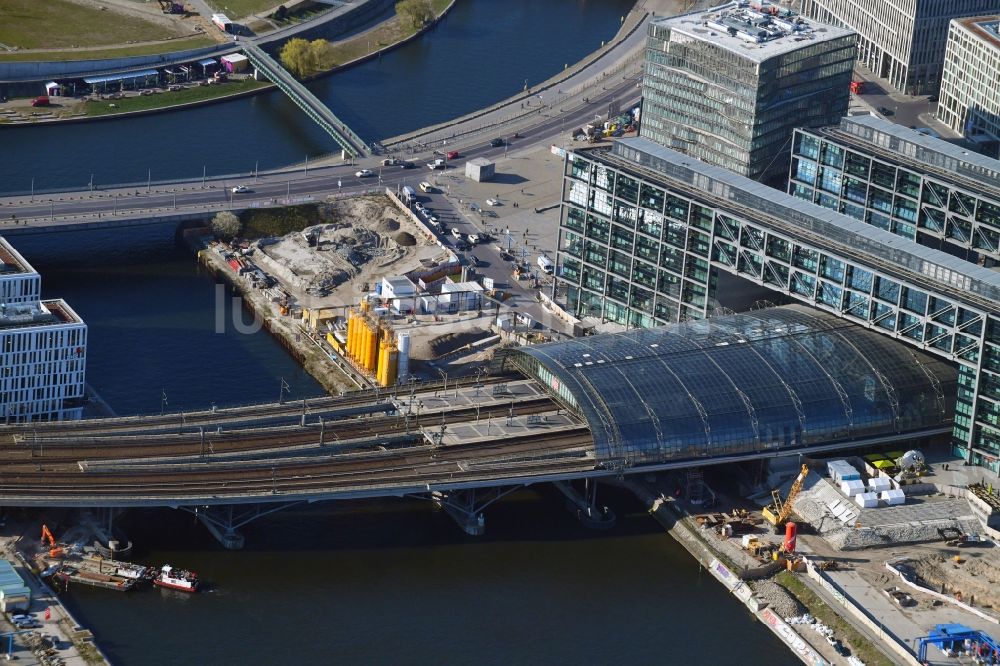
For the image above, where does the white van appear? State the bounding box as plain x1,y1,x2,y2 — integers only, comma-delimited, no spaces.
419,181,434,193
451,228,462,239
401,185,416,203
467,234,480,245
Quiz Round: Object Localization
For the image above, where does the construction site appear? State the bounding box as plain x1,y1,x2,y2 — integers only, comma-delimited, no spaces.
194,192,511,393
658,448,1000,666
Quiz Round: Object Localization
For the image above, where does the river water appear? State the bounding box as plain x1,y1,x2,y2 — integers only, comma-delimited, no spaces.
0,0,637,195
8,1,795,662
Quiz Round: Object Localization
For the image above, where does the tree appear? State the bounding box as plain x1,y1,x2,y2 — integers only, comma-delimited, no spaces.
396,0,433,31
279,37,332,78
280,38,317,78
273,4,287,20
212,211,242,239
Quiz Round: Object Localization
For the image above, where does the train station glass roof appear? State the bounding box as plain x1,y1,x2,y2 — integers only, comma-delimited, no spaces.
506,306,956,466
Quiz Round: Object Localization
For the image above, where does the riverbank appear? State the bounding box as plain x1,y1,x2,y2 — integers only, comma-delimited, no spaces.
623,477,884,666
0,0,456,128
191,230,359,396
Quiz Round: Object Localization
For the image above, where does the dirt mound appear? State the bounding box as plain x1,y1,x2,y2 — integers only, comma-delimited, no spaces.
394,232,417,247
427,330,488,358
379,219,400,233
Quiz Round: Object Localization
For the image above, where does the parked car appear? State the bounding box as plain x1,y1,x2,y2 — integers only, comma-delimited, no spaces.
355,169,374,178
30,96,50,107
231,185,250,193
485,198,500,206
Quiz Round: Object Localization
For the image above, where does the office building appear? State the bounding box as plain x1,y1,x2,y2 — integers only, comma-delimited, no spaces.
0,238,87,423
937,16,1000,155
789,115,1000,263
556,136,1000,470
641,1,855,182
798,0,1000,94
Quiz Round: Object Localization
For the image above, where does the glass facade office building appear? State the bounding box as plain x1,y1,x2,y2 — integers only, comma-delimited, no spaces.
789,115,1000,264
641,3,856,182
557,136,1000,472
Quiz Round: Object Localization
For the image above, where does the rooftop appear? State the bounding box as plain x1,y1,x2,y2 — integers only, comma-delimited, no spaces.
955,15,1000,49
835,115,1000,192
652,1,855,64
580,136,1000,311
0,238,34,276
508,305,955,465
0,299,84,331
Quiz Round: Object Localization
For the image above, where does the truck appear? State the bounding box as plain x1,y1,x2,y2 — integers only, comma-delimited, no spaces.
427,159,445,170
401,185,416,204
536,255,554,274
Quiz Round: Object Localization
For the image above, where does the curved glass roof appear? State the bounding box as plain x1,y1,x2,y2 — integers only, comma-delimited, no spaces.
508,306,956,465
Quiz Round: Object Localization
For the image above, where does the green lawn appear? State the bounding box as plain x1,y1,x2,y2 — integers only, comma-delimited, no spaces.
321,0,453,68
0,35,216,62
775,571,896,666
0,0,183,50
83,79,270,117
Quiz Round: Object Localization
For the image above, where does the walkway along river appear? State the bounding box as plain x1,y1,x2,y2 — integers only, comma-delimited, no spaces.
0,0,635,194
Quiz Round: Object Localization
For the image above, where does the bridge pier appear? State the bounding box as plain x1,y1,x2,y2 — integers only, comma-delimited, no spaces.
182,502,304,550
553,479,616,530
425,486,525,536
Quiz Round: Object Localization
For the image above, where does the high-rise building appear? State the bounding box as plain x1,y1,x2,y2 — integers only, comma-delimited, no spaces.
798,0,1000,94
641,1,855,182
937,16,1000,156
788,115,1000,263
0,238,87,423
555,136,1000,471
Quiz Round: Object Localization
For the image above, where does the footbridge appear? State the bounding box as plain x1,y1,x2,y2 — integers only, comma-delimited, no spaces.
241,42,368,157
0,306,956,546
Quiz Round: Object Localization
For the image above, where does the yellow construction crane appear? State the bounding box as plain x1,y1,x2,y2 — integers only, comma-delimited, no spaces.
762,464,810,531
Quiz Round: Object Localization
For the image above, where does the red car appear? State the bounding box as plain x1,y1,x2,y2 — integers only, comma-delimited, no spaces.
31,96,50,107
446,150,459,160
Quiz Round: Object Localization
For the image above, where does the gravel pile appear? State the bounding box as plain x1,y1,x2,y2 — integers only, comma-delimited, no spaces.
752,580,804,617
379,219,400,233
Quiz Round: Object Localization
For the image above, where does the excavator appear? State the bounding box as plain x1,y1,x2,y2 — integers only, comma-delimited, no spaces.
41,525,64,558
762,464,810,533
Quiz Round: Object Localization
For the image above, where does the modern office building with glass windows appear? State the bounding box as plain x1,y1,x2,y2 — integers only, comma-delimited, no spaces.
788,114,1000,264
798,0,1000,95
556,135,1000,471
641,2,855,182
0,237,87,423
937,15,1000,156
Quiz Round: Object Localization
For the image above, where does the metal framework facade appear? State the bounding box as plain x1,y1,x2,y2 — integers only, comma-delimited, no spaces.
789,118,1000,261
505,306,954,467
555,137,1000,472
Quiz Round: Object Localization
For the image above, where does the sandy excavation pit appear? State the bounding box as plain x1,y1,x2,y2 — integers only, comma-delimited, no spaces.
253,195,450,310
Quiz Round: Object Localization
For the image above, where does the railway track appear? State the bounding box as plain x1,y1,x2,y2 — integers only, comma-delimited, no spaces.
0,374,517,438
0,428,596,500
0,398,559,470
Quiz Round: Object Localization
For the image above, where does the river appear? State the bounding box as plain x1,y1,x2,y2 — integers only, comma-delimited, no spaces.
0,0,637,195
9,1,796,662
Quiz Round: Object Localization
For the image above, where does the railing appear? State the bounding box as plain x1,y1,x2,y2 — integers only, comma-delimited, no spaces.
242,44,367,157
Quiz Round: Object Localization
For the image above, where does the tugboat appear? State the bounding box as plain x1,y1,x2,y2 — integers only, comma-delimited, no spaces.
153,564,200,593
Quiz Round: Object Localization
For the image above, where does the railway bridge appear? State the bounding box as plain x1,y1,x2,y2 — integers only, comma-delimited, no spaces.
0,306,955,548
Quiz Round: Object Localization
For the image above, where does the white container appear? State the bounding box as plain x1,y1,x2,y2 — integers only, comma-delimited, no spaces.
855,492,878,508
868,477,892,492
880,489,905,506
841,479,865,497
396,331,410,382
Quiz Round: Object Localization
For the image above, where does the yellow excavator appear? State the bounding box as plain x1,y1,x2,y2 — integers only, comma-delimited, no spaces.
762,464,810,533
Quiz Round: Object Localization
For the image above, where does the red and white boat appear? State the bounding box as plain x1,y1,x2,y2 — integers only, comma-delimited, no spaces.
154,564,200,593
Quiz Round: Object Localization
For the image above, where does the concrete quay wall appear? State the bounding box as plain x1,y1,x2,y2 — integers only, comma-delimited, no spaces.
0,0,394,86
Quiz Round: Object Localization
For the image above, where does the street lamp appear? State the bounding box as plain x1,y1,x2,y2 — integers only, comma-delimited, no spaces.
438,368,448,395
